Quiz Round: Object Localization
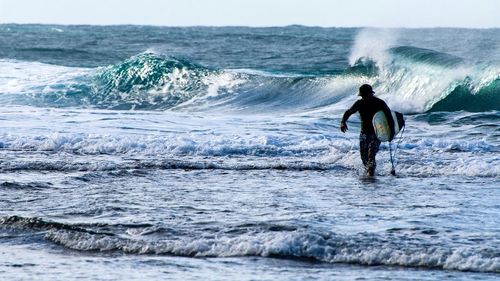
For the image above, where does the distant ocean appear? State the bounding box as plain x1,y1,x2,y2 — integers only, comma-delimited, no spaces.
0,25,498,280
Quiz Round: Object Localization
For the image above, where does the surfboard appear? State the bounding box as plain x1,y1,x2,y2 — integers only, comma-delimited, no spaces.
372,111,405,142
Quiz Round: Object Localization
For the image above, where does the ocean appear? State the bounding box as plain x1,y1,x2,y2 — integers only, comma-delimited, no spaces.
0,24,499,280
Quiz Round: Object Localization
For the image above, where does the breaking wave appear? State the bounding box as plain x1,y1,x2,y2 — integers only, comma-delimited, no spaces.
0,45,499,113
347,43,500,113
1,215,498,273
93,53,216,110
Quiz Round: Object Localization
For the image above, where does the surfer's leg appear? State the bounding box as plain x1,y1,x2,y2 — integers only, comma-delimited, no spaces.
359,134,369,168
366,135,381,176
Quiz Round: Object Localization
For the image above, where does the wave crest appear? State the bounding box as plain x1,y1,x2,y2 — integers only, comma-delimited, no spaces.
348,44,500,113
43,230,500,272
1,45,499,113
3,215,498,273
93,53,215,110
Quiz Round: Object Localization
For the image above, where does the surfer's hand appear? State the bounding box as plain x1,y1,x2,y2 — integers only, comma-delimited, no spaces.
389,132,395,142
340,122,348,133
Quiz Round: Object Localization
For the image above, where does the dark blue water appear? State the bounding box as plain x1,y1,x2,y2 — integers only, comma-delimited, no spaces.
0,25,499,280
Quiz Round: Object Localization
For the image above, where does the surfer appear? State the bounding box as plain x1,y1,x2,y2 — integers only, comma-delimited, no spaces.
340,84,395,176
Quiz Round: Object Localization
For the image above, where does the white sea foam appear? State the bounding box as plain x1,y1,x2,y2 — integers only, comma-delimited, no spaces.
0,131,498,177
174,72,247,110
44,229,500,273
0,132,495,156
349,28,399,67
0,59,89,96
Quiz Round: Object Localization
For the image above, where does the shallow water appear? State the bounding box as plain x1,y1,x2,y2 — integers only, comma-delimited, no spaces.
1,166,499,280
0,25,499,280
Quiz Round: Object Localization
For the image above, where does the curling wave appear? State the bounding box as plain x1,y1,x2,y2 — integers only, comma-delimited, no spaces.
93,53,217,110
0,48,499,113
348,46,500,113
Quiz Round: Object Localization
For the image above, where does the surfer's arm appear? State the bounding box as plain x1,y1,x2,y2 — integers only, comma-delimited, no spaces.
340,102,359,132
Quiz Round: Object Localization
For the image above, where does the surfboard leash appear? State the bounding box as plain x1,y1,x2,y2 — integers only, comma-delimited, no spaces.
389,125,405,176
389,142,396,176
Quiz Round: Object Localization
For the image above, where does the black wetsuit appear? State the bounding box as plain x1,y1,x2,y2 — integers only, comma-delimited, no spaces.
341,96,394,175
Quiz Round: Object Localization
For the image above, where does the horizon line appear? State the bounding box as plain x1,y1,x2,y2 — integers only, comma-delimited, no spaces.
1,22,499,30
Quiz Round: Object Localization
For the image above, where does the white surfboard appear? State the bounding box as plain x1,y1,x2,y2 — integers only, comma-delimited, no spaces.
372,111,405,142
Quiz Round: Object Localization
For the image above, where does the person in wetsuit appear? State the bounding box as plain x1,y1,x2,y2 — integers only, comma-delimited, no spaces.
340,84,394,176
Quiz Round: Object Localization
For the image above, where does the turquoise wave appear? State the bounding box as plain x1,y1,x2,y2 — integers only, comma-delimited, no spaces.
1,48,499,113
93,53,215,110
430,79,500,112
389,46,464,67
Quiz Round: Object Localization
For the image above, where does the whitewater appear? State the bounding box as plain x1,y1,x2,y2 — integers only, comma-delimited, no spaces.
0,25,499,280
